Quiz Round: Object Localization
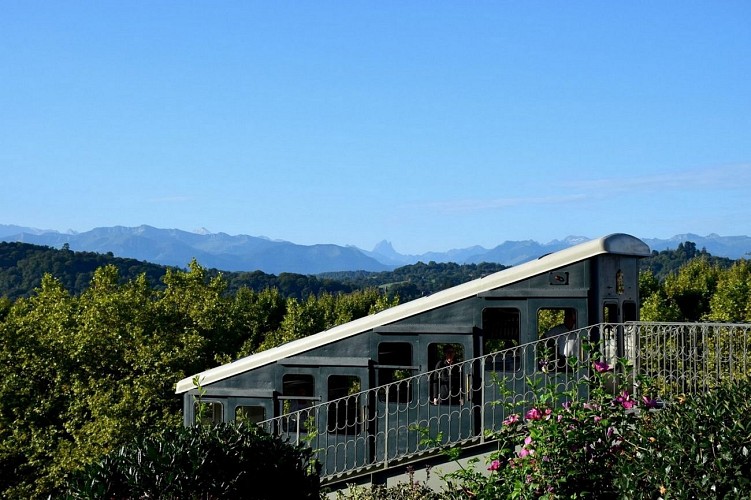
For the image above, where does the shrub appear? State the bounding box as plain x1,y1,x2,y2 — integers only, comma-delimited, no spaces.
436,355,659,499
431,359,751,499
614,378,751,498
63,422,320,499
330,467,441,500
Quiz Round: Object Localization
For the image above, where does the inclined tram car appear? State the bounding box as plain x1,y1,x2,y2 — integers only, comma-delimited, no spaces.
176,233,651,478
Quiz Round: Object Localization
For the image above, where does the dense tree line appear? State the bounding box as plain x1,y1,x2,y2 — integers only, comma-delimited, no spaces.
0,242,361,302
2,240,739,303
319,261,510,300
0,242,173,300
1,242,508,302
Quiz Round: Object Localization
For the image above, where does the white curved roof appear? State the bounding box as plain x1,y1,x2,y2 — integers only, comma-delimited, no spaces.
176,233,649,393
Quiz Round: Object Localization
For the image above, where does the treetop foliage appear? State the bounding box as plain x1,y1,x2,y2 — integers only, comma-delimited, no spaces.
639,240,734,281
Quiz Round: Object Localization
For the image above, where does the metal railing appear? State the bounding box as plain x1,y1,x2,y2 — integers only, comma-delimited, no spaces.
258,322,751,482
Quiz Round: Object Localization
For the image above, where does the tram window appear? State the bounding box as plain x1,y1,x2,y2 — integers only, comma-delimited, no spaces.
483,308,521,371
377,342,414,403
428,343,464,372
603,303,618,323
429,343,464,406
623,302,637,322
616,269,624,295
327,375,361,435
194,401,223,426
622,302,638,360
282,374,315,415
235,405,265,424
538,308,578,370
482,308,520,353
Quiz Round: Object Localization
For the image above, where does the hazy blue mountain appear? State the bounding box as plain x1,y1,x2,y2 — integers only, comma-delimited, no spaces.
1,225,749,274
642,233,751,259
363,240,489,266
0,225,390,274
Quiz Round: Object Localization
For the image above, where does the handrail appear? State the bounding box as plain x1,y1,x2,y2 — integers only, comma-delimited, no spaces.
257,322,751,481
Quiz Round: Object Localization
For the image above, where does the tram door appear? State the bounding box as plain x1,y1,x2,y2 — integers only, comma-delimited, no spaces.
531,300,589,403
231,396,273,426
480,304,526,430
371,336,473,464
277,372,320,444
425,339,474,445
319,367,371,477
372,338,422,464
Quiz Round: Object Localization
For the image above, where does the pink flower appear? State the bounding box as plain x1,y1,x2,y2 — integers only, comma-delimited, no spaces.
518,436,535,458
503,414,520,426
594,360,610,373
525,408,542,420
615,391,636,409
642,396,659,409
487,459,501,471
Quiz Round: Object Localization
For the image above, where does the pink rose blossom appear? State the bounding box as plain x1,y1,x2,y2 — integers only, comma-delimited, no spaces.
488,459,501,471
615,391,636,409
642,396,659,409
594,360,610,373
503,414,520,426
525,408,542,420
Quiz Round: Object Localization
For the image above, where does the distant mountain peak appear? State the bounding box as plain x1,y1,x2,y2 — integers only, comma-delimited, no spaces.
372,240,397,256
545,235,590,246
193,227,213,235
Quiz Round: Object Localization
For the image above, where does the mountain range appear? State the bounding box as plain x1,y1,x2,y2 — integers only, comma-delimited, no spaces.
1,224,749,275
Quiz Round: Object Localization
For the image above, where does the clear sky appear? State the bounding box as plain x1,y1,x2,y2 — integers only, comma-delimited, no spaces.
2,2,750,255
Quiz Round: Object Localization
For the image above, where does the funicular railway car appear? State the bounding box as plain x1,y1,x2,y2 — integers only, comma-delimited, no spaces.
175,233,651,480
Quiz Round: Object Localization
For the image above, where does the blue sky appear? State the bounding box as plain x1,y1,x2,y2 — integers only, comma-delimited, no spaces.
2,2,750,255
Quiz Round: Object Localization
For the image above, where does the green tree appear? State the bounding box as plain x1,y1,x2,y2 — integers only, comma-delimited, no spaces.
0,275,77,498
660,257,722,321
708,259,751,322
232,287,287,358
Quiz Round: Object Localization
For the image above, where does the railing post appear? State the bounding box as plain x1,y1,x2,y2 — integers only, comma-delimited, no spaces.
383,385,389,469
480,356,486,443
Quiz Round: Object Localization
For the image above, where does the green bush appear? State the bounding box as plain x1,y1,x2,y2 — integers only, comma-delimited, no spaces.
428,361,751,499
63,422,320,499
615,379,751,498
434,357,650,499
330,467,441,500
